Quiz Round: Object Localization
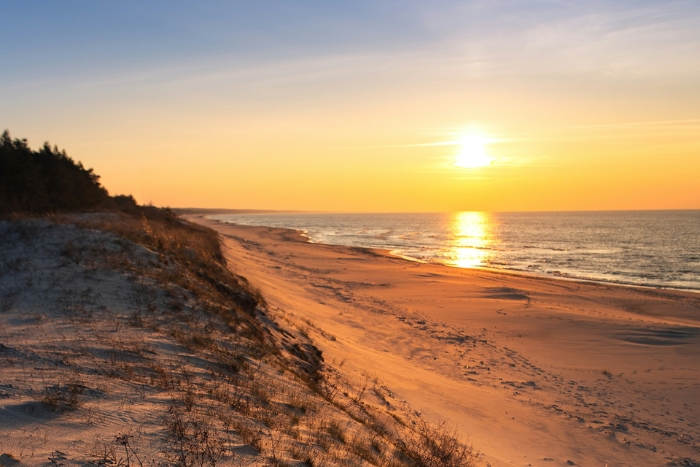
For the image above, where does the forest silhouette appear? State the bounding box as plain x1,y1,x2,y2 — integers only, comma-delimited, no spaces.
0,130,138,215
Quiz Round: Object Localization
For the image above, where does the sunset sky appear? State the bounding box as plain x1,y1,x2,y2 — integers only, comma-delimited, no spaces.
2,1,699,212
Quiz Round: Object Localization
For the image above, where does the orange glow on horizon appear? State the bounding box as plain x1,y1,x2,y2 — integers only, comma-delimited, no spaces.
27,95,700,213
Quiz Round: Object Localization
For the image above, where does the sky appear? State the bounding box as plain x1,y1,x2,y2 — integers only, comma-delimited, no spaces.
2,0,699,212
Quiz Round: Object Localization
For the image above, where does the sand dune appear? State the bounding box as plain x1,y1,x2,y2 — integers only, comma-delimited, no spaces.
191,217,700,467
2,216,472,467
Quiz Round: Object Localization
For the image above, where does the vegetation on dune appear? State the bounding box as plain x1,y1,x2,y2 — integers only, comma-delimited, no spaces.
0,129,265,321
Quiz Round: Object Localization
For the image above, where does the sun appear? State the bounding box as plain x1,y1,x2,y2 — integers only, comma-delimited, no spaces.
454,135,494,168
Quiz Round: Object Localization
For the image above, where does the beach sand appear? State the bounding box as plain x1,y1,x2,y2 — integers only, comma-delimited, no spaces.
190,216,700,467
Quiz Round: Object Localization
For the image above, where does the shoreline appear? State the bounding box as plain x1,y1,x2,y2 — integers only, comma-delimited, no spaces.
205,215,700,297
190,215,700,466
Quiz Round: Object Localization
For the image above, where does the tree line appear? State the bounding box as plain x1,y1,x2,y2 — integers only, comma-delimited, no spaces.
0,130,137,215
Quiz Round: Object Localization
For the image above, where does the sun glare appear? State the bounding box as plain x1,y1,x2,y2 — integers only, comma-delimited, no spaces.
454,135,494,169
448,211,494,268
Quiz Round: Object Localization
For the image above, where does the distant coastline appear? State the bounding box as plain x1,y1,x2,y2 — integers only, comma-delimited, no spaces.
172,208,290,216
205,210,700,292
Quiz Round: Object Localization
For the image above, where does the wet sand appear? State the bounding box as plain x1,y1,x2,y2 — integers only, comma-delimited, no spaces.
190,216,700,467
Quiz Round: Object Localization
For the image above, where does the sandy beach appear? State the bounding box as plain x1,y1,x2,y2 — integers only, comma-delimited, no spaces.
190,216,700,467
4,215,468,467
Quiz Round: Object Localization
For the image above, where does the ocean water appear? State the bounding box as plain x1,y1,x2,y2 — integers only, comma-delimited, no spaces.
210,211,700,291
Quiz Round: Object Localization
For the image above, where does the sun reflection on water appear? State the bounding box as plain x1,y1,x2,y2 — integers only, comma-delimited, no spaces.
449,211,495,268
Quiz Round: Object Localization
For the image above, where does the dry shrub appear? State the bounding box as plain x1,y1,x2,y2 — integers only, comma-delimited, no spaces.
398,420,476,467
324,421,346,444
166,408,230,467
42,383,84,412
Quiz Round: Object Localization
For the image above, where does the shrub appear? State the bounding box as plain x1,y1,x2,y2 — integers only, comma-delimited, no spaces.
398,420,476,467
42,383,84,412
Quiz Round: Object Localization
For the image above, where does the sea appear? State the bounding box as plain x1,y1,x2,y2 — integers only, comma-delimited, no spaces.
209,211,700,291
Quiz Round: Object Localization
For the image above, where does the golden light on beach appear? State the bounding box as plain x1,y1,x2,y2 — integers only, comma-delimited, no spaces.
5,3,700,466
449,211,494,268
454,135,494,169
